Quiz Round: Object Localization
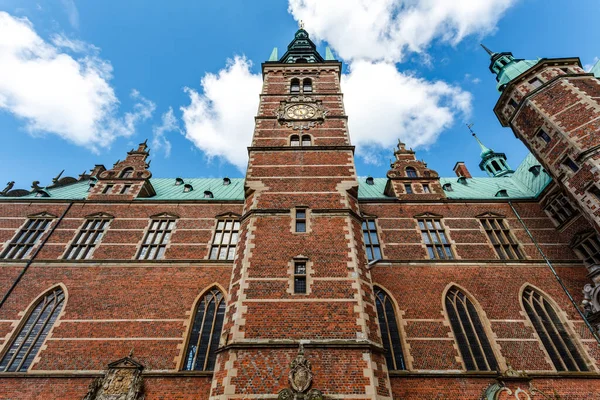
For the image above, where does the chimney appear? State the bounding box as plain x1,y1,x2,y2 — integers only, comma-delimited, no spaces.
453,162,472,178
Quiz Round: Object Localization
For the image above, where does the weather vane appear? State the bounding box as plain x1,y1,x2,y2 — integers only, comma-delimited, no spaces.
299,20,305,29
466,123,476,136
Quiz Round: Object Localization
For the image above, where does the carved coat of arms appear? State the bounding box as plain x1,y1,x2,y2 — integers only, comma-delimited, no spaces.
278,345,324,400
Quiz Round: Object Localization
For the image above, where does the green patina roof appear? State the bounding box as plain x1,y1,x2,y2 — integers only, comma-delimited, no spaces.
591,59,600,78
496,58,539,91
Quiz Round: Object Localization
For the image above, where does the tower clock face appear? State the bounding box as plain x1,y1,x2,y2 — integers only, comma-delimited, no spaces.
286,104,316,120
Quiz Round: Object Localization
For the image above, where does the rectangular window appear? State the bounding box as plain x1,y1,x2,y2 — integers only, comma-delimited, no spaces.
545,194,576,226
529,77,543,89
137,219,176,260
64,219,109,260
509,98,518,109
209,219,240,260
574,235,600,265
294,262,307,294
588,185,600,202
120,185,131,194
295,209,307,233
291,83,300,93
405,184,413,194
563,157,579,172
537,129,551,143
418,218,453,260
102,184,114,194
423,184,430,193
0,218,52,259
362,219,382,261
480,218,524,260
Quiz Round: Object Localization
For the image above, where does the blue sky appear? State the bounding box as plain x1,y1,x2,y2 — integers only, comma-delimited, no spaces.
0,0,597,190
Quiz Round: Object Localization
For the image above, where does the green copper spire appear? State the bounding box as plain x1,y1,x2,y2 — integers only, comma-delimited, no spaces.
278,23,325,64
472,133,513,177
473,133,493,158
482,44,538,92
325,47,335,61
268,47,278,62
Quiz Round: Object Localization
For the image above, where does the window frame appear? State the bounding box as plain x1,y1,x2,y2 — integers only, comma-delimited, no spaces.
362,218,382,261
294,207,308,233
137,217,177,260
544,193,577,227
63,217,111,260
537,128,551,144
208,218,240,261
0,216,54,260
293,261,307,294
571,231,600,266
417,217,454,260
374,286,406,371
479,217,524,260
405,167,418,178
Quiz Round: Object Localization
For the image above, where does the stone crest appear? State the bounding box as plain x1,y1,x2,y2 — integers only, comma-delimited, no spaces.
278,345,324,400
83,354,144,400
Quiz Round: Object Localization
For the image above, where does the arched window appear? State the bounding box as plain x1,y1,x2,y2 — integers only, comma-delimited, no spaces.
0,287,65,372
301,135,312,146
374,287,405,370
405,167,417,178
445,287,498,371
522,287,588,371
120,168,134,178
303,78,312,93
290,79,300,94
290,135,300,147
183,288,226,371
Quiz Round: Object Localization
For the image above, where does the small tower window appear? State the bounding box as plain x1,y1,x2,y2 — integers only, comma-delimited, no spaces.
366,177,374,185
529,165,542,176
290,79,300,94
491,160,501,172
120,168,134,178
295,209,307,233
293,262,307,294
588,185,600,202
296,58,307,64
563,157,579,173
405,167,417,178
301,135,312,146
537,129,551,143
404,184,413,194
443,183,453,192
303,78,313,93
204,191,214,199
495,190,508,197
508,98,518,109
290,135,300,147
529,77,543,89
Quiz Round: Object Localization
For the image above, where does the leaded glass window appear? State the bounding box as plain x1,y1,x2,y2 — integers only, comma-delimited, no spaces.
445,287,498,371
362,219,381,261
0,218,52,260
137,219,175,260
545,194,576,226
572,233,600,266
294,262,307,294
522,287,588,371
209,219,240,260
64,218,109,260
374,287,405,370
0,287,65,372
418,218,453,260
480,218,523,260
183,288,225,371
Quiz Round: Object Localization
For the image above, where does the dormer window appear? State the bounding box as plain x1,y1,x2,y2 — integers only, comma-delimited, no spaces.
443,183,453,192
406,167,417,178
290,135,300,146
120,168,133,178
183,184,193,193
223,177,231,185
301,135,312,146
457,177,467,185
204,191,214,199
175,177,184,186
290,79,300,94
495,190,508,197
303,78,312,93
366,177,374,185
529,165,542,176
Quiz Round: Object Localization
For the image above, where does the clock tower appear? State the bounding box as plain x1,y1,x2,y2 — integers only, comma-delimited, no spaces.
210,29,392,399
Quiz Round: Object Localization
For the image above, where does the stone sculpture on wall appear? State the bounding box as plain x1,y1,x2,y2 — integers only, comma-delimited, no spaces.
83,354,144,400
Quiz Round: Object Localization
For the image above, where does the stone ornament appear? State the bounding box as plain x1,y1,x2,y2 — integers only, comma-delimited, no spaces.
278,345,324,400
275,96,327,131
83,354,145,400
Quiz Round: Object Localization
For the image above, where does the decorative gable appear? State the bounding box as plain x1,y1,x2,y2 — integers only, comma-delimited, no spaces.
27,211,57,219
475,212,506,219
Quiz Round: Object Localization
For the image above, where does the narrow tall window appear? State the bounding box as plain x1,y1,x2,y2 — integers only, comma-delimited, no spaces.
303,78,312,93
362,219,381,261
522,287,588,371
301,135,312,146
102,184,114,194
563,157,579,173
374,287,405,370
480,218,523,260
209,219,240,260
295,209,307,233
423,184,430,193
120,168,133,178
0,218,52,260
445,287,498,371
137,219,175,260
418,218,453,260
120,185,131,194
573,233,600,265
183,288,225,371
0,287,65,372
405,167,417,178
290,135,300,146
294,262,307,294
290,78,300,94
545,194,576,226
404,184,413,194
537,129,551,143
64,218,109,260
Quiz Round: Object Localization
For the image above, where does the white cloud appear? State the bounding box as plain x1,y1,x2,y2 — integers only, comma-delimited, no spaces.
60,0,79,29
0,12,154,151
180,56,262,171
344,61,471,163
288,0,517,62
152,107,178,157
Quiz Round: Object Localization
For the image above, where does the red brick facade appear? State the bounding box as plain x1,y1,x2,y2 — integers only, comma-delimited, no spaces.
1,33,600,399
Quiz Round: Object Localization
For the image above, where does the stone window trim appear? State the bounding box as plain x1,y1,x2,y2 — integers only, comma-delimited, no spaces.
478,215,525,260
374,285,408,371
61,213,114,261
405,167,418,178
543,192,578,229
135,213,179,261
442,285,506,371
586,183,600,205
362,216,384,262
518,284,594,373
441,283,506,373
561,156,579,174
570,230,600,266
0,212,57,260
289,76,316,94
287,256,314,296
291,207,311,234
414,213,456,260
0,284,67,372
535,127,552,144
180,285,227,372
289,134,313,147
404,184,413,194
120,167,134,178
208,214,241,261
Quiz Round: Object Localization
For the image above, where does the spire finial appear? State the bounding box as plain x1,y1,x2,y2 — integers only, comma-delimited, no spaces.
467,123,493,158
480,43,495,56
299,20,305,30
